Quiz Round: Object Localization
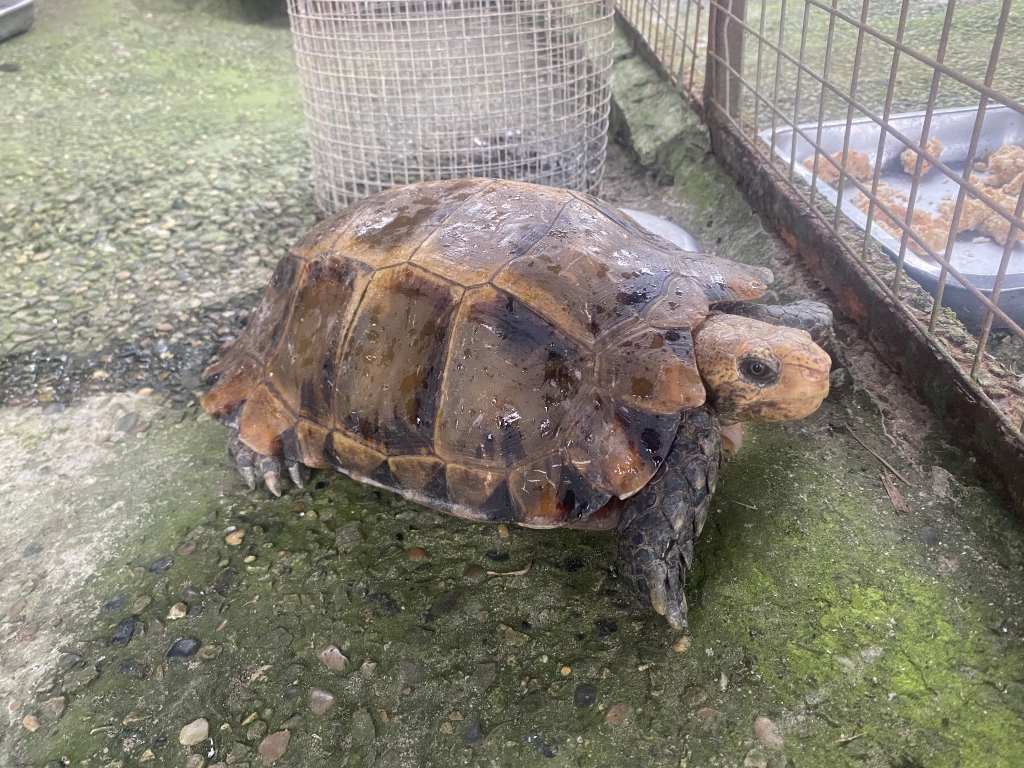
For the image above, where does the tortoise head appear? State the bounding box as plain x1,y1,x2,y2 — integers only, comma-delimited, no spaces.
692,313,831,425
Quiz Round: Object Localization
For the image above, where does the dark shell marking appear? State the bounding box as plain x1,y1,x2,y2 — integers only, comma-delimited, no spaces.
201,179,770,528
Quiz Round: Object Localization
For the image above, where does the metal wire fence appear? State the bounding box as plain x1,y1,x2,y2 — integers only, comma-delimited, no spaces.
287,0,615,214
618,0,1023,425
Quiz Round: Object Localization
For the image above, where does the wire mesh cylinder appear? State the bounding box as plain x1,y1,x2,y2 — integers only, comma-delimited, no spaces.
287,0,615,213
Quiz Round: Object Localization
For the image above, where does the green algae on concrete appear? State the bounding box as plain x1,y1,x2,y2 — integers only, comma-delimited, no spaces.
3,2,1024,767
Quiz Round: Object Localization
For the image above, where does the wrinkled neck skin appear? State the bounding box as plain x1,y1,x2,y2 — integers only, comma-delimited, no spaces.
691,313,832,450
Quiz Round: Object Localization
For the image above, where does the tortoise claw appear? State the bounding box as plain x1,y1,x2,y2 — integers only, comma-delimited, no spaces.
286,460,308,489
264,470,282,497
227,431,257,490
255,456,283,497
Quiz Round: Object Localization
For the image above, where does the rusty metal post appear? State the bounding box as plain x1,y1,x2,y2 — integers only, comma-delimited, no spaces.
705,0,747,120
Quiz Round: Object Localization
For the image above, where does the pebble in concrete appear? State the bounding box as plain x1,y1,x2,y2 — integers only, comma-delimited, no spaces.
179,717,209,745
258,730,290,764
316,644,348,671
167,637,201,659
40,696,66,720
573,683,597,709
604,702,631,725
110,616,136,646
754,716,784,750
307,687,336,715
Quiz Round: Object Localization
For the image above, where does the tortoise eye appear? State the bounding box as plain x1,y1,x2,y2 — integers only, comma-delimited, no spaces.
739,357,777,383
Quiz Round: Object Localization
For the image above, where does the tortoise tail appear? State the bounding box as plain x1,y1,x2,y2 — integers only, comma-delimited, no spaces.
198,352,261,423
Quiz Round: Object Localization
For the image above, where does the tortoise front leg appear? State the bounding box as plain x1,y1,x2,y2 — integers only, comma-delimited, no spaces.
615,405,722,629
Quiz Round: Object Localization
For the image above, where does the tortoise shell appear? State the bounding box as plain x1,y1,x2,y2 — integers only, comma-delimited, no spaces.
201,179,771,528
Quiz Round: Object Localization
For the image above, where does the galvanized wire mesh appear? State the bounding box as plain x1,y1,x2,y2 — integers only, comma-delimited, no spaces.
618,0,1023,413
615,0,706,100
287,0,615,213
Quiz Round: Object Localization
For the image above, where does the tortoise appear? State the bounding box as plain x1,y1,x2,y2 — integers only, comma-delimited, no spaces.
201,178,832,629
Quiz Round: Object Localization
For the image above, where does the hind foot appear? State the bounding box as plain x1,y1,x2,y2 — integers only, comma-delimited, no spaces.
226,428,307,497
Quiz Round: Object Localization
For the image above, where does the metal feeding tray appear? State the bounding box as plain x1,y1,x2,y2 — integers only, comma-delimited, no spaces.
761,105,1024,327
0,0,34,43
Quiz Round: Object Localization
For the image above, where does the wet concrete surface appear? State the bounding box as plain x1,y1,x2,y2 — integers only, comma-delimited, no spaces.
2,2,1024,767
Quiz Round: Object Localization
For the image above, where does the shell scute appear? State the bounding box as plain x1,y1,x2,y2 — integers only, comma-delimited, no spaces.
434,285,592,471
332,179,489,269
266,254,373,424
410,180,571,286
492,198,675,344
597,327,705,414
335,263,462,455
238,384,294,457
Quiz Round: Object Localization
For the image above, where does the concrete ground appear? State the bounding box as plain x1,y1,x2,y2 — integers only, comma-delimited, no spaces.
1,2,1023,767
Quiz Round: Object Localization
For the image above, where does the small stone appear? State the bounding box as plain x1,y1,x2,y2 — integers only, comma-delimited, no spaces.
247,720,267,741
179,717,209,745
139,749,155,762
167,637,201,659
462,719,483,745
449,710,463,721
499,624,529,646
118,660,147,678
115,412,140,432
360,660,377,679
167,603,188,620
149,555,173,573
560,666,572,677
351,709,375,746
308,688,336,715
573,683,597,709
366,592,398,615
225,530,245,546
334,522,363,553
463,564,486,578
103,593,128,611
177,540,197,556
672,636,692,653
497,523,510,538
258,730,291,763
185,755,205,768
130,596,152,613
111,617,136,646
603,702,631,725
317,644,349,671
22,714,40,732
754,716,784,750
439,722,454,734
743,749,769,768
197,645,222,660
408,547,428,563
399,659,424,687
697,707,723,717
40,696,66,720
65,665,99,689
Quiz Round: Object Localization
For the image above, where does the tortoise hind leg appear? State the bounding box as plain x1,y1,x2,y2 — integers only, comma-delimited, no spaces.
615,405,722,629
226,427,298,497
